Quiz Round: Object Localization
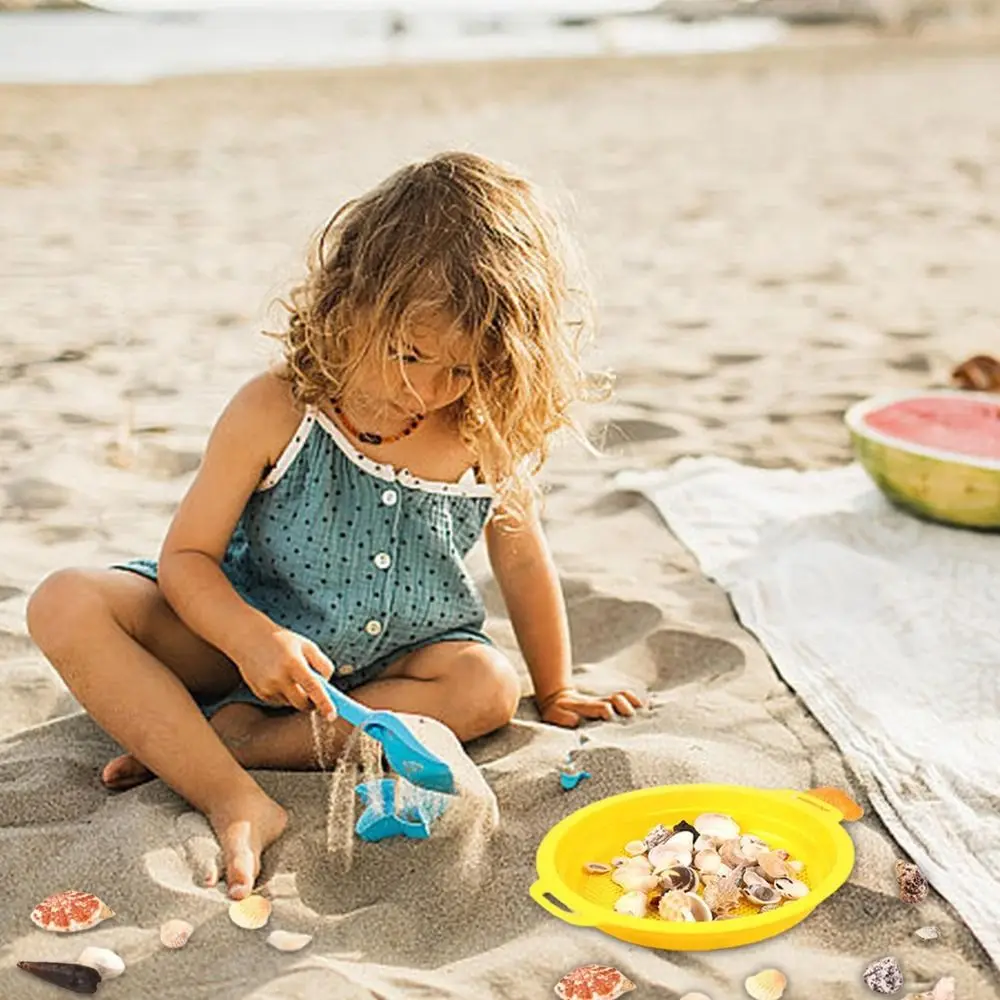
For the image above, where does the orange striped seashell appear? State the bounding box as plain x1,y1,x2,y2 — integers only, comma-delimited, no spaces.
744,968,787,1000
228,894,272,930
30,891,115,933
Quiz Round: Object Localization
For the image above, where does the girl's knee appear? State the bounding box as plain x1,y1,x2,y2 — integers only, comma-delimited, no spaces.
27,568,105,651
462,648,521,736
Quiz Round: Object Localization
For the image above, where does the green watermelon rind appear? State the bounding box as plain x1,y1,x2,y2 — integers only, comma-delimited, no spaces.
845,389,1000,531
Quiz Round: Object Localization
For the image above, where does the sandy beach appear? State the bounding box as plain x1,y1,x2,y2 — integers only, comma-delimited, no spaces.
2,20,1000,998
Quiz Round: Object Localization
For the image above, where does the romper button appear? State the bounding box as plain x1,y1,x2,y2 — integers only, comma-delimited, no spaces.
338,663,355,676
364,619,382,636
381,489,398,507
373,552,391,570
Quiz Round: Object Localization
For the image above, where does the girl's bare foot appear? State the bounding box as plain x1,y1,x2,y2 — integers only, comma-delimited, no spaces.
207,790,288,899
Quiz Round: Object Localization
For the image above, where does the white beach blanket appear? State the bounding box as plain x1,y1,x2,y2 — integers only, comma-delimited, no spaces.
616,456,1000,968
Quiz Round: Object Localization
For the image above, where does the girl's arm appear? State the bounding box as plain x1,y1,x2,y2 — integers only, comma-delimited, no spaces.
485,498,642,728
156,371,336,717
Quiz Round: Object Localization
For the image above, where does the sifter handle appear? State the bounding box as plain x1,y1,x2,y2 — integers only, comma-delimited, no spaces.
529,880,593,928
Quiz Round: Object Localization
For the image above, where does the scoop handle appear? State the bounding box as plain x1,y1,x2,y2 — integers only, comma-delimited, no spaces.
778,788,845,823
313,670,370,729
529,880,593,927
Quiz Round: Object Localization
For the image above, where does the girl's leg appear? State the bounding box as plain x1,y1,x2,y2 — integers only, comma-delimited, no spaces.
26,567,287,899
146,641,522,772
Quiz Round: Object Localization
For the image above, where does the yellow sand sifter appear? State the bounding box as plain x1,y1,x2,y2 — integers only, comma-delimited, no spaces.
530,783,857,951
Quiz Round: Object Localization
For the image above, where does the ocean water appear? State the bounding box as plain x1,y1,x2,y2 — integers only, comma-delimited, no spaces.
0,3,788,85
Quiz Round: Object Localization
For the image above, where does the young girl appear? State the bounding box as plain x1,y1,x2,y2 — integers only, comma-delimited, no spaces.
26,151,641,901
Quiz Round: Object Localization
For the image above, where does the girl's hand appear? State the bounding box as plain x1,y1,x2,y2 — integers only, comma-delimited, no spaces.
537,687,643,728
237,628,338,719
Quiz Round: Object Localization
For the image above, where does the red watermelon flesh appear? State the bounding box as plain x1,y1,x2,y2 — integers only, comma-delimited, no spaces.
862,396,1000,460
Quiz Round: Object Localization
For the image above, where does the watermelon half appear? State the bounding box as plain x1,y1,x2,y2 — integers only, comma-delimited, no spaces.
845,389,1000,530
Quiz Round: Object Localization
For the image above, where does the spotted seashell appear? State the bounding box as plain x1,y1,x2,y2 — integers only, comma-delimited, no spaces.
228,894,272,930
694,813,740,841
31,891,115,934
584,862,613,875
773,877,809,900
613,891,648,918
744,968,787,1000
624,840,647,857
895,860,929,904
160,918,194,949
657,890,696,923
643,824,673,850
77,947,125,979
266,930,313,952
611,866,660,893
554,964,636,1000
863,957,903,995
659,866,699,893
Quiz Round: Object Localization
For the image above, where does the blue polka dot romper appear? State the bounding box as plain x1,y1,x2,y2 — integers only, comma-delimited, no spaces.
113,406,496,716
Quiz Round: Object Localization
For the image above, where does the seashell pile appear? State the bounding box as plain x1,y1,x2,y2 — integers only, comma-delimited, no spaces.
554,964,636,1000
585,812,809,923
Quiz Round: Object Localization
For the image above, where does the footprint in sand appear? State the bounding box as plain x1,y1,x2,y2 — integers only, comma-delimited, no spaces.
645,628,745,691
2,476,70,515
144,811,226,898
566,595,662,664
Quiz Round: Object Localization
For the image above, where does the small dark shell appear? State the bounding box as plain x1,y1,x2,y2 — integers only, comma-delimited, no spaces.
671,820,699,839
17,961,101,995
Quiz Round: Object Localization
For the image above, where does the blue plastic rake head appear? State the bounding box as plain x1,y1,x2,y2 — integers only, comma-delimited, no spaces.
314,671,456,795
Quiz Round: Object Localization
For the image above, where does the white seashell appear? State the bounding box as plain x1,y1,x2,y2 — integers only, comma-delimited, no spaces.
649,844,691,871
744,968,787,1000
742,869,770,889
683,892,713,922
788,860,805,873
914,925,940,941
694,835,716,853
611,856,630,867
266,930,313,952
930,976,955,1000
624,840,647,856
740,835,769,861
694,850,723,874
611,867,660,893
773,877,809,900
77,947,125,979
625,855,653,874
613,890,648,917
694,813,740,841
664,831,695,853
229,895,272,930
680,994,714,1000
160,918,194,949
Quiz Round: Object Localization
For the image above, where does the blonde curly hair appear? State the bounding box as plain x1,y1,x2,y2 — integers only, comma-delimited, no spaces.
273,150,606,517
